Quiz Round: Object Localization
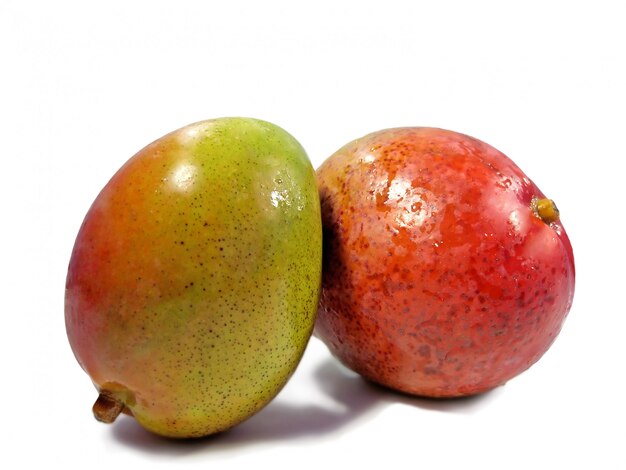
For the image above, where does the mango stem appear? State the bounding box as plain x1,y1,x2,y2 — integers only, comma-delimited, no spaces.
532,197,560,224
93,392,124,423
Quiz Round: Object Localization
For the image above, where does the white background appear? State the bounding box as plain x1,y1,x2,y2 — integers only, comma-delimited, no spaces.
2,0,624,468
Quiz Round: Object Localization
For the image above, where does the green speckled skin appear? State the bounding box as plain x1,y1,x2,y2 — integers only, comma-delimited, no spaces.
65,118,322,438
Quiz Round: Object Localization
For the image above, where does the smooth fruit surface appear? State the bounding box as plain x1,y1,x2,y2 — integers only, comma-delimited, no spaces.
316,127,575,397
65,117,322,437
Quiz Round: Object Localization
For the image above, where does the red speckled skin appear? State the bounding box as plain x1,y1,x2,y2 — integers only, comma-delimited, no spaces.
315,127,575,397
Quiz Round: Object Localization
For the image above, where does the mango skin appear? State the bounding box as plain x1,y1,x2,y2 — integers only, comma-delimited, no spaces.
65,118,322,438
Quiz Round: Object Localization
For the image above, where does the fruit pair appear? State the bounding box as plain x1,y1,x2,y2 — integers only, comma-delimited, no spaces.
65,118,575,438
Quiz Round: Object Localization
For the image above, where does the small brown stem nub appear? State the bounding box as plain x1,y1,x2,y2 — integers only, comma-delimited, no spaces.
533,197,560,224
93,392,124,424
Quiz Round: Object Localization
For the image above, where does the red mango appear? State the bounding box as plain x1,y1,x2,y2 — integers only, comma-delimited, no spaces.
315,127,575,397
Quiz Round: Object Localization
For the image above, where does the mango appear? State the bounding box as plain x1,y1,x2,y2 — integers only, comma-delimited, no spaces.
65,117,322,438
315,127,575,397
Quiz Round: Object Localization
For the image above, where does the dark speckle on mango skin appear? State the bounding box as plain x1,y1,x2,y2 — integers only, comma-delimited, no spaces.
65,118,322,438
315,127,575,398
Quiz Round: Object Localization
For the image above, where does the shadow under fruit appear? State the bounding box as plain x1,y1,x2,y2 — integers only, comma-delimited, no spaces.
315,127,575,398
65,117,322,438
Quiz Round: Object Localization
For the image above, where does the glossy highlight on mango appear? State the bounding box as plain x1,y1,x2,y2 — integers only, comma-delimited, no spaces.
315,127,575,397
65,117,322,438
